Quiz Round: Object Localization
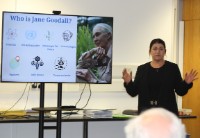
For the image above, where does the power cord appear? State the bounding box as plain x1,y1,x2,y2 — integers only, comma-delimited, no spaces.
75,83,87,107
23,83,31,110
63,83,92,119
80,83,92,109
0,83,29,116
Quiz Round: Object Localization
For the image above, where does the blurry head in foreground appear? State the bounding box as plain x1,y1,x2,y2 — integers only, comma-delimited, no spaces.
124,108,186,138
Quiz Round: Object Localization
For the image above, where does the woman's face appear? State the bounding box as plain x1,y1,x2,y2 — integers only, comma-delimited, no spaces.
92,27,109,49
149,43,166,61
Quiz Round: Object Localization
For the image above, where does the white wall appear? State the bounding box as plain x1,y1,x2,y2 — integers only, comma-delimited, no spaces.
0,0,181,113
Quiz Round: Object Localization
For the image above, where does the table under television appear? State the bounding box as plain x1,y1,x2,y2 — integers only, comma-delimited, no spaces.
0,108,196,138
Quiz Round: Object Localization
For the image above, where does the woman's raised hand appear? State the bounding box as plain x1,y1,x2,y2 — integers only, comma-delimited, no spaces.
122,68,132,84
184,69,198,84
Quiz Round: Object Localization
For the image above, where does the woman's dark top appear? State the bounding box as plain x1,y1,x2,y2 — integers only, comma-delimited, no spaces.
124,60,193,115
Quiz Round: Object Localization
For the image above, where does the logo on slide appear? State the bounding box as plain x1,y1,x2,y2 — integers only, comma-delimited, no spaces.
62,30,73,41
6,28,17,40
31,56,44,69
45,30,54,41
25,31,36,40
54,57,67,70
9,56,20,69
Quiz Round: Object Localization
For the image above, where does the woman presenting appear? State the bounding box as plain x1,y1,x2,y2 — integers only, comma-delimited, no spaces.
122,38,198,115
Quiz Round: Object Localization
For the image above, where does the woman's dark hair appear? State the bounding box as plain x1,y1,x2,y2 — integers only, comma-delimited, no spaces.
149,38,166,52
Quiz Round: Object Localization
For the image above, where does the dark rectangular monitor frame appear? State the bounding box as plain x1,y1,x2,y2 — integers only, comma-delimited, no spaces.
1,11,113,84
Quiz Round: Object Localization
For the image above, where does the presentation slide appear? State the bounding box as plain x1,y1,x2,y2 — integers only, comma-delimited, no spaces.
2,12,77,82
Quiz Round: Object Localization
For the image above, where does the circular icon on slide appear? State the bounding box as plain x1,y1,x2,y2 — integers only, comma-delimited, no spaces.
26,31,36,40
9,56,20,69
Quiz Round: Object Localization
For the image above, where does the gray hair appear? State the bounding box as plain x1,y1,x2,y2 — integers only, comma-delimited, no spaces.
125,108,186,138
93,23,112,35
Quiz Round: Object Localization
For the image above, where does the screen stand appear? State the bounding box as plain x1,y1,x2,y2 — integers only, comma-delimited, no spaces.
57,83,62,138
38,82,63,138
38,82,45,138
38,10,63,138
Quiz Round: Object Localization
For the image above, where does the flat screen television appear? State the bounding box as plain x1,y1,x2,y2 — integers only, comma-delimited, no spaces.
1,11,113,84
